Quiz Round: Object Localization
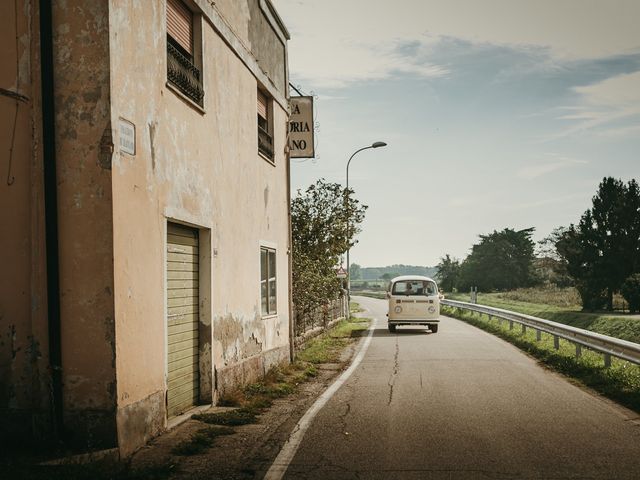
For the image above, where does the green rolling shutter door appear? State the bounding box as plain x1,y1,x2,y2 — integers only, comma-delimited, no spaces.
167,223,199,417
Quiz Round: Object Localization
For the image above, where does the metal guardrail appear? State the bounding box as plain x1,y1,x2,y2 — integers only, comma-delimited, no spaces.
441,299,640,367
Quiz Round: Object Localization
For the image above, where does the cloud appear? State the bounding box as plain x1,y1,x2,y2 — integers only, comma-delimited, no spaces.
285,34,449,89
272,0,640,89
517,154,587,179
595,124,640,138
554,71,640,137
500,193,588,211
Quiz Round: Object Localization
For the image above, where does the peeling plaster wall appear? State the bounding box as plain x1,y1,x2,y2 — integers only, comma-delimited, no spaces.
211,0,251,47
108,0,291,454
248,0,287,92
53,0,117,448
211,0,287,92
0,0,51,443
1,0,118,449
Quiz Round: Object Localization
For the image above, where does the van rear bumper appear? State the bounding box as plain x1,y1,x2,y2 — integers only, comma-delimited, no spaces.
388,318,440,325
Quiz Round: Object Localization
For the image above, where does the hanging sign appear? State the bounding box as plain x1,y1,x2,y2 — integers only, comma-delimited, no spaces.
289,96,314,158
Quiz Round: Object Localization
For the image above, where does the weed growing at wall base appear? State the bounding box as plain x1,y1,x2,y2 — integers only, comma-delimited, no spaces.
296,317,370,364
171,426,235,456
442,306,640,413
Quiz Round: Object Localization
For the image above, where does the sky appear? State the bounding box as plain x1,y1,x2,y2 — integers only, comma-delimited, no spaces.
271,0,640,268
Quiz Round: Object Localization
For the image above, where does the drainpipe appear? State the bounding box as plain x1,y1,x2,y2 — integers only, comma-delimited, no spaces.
286,135,294,362
39,0,63,438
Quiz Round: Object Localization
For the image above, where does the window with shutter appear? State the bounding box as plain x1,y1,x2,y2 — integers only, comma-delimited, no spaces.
166,0,204,106
167,0,193,55
257,89,274,160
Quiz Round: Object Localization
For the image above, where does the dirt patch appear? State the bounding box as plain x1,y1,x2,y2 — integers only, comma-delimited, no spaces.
129,340,361,480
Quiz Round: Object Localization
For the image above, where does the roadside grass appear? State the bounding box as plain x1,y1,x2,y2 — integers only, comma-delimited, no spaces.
296,316,370,364
446,290,640,344
355,291,386,300
171,426,235,456
442,305,640,414
173,307,370,455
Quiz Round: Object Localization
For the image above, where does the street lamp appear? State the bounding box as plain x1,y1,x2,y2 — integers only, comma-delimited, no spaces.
345,141,387,316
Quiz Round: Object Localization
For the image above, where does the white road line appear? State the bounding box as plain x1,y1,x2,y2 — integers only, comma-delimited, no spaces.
263,314,378,480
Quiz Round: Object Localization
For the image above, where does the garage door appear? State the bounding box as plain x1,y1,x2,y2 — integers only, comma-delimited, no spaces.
167,223,199,417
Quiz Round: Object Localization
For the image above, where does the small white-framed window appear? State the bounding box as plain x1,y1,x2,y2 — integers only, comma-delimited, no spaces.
260,247,277,316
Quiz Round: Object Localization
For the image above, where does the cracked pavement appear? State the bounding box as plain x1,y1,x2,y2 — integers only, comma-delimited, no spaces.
387,337,400,406
280,295,640,479
130,296,640,479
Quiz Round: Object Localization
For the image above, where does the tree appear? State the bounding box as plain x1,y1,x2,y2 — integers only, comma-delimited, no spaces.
621,274,640,313
555,177,640,311
536,227,573,287
436,254,461,292
350,263,362,280
590,177,640,309
291,179,368,317
458,228,537,291
555,215,607,310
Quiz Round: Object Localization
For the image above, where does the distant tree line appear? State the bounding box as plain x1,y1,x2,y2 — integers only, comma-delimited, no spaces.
436,177,640,312
350,264,438,281
436,228,538,293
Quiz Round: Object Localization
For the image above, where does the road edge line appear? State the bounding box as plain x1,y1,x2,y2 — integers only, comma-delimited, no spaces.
263,315,377,480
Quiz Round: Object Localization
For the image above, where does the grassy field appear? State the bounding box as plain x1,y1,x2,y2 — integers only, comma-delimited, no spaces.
446,287,640,344
350,279,388,291
354,291,386,300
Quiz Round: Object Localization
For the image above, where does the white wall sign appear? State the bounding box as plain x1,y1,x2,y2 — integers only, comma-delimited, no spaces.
118,118,136,155
289,96,314,158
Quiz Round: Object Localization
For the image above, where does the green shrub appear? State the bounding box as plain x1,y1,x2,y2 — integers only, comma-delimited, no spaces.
575,281,608,311
622,274,640,313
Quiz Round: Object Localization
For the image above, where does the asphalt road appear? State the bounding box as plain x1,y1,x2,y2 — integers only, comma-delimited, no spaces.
281,295,640,479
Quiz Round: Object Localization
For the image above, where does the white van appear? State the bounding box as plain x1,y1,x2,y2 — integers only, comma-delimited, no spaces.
386,275,440,333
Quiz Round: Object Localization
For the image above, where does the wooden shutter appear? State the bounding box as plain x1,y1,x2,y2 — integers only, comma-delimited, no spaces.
167,0,193,54
257,90,268,120
167,223,199,417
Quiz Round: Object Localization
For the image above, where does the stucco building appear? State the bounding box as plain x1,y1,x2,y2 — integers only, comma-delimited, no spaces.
0,0,292,456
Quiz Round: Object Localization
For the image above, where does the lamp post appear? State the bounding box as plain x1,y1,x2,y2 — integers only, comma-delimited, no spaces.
345,141,387,316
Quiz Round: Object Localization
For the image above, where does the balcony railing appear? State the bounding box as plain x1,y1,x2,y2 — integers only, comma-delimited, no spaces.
258,125,274,160
167,41,204,106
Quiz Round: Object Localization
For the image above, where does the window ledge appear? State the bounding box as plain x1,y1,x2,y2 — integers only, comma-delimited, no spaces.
259,151,276,166
262,313,278,320
166,82,206,115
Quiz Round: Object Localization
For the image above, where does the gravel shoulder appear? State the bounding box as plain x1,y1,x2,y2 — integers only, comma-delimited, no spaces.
129,338,362,479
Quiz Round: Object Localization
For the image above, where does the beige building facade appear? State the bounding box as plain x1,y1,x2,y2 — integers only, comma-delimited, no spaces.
0,0,292,456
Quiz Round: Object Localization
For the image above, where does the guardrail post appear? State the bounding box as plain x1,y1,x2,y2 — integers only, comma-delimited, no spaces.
536,330,541,342
554,336,559,350
521,324,526,335
575,344,582,358
604,353,612,368
488,315,492,322
509,320,513,330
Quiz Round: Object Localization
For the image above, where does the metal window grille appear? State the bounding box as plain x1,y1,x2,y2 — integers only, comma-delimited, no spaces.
166,0,203,105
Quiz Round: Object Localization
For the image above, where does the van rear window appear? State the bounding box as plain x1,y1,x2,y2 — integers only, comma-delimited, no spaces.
392,280,436,296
